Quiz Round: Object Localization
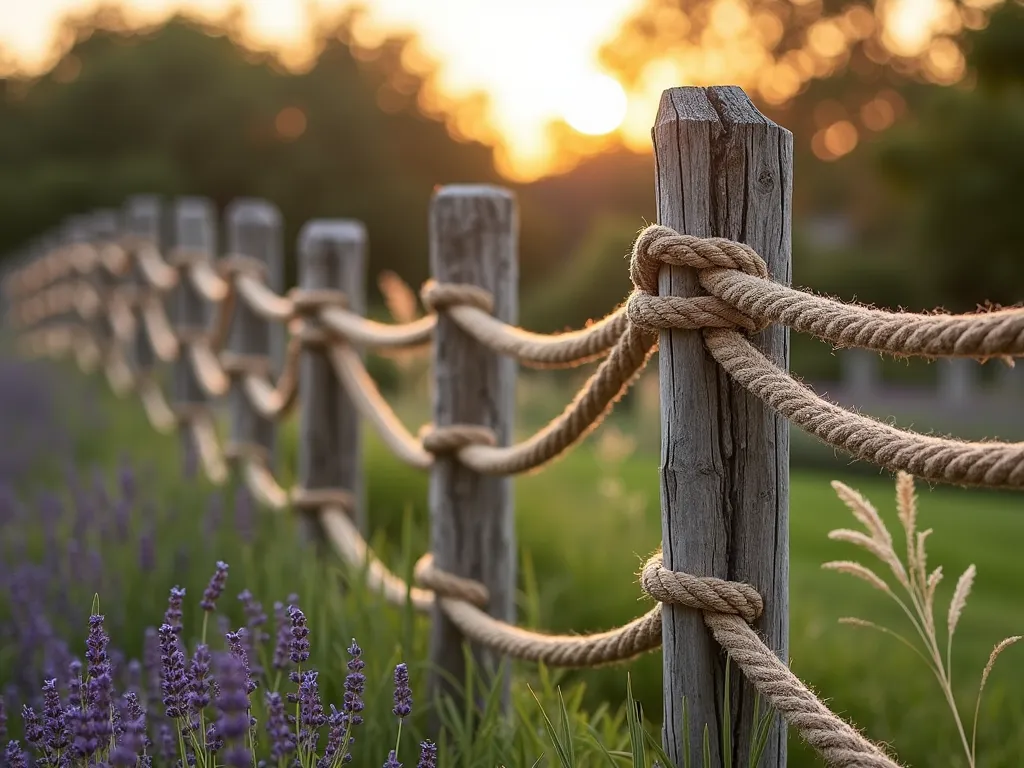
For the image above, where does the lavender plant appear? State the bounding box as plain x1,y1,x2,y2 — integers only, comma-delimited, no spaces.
1,562,429,768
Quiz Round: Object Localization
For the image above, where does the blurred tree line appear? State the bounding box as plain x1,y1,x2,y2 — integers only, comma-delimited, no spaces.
2,0,1023,333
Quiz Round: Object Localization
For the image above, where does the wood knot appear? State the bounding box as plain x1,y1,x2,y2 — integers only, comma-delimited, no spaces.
420,279,494,315
419,424,497,454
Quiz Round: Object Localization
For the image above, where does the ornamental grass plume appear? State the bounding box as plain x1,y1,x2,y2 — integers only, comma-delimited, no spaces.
823,471,1022,768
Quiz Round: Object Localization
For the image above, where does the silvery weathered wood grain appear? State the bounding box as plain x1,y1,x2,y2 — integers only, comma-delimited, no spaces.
653,86,791,767
226,198,284,467
297,220,366,543
428,185,517,715
124,196,162,374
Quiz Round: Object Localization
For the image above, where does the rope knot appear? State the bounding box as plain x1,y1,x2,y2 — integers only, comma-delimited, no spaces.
419,423,497,454
290,486,357,513
219,254,267,280
413,553,490,608
288,288,348,316
420,279,494,315
628,225,770,334
640,552,763,623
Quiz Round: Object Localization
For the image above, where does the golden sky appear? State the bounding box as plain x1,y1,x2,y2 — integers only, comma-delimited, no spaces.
0,0,641,179
0,0,984,179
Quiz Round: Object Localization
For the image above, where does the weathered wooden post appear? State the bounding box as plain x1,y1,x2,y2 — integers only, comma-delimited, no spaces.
124,196,162,377
225,199,284,469
653,86,791,766
296,220,366,541
427,185,517,713
173,198,218,459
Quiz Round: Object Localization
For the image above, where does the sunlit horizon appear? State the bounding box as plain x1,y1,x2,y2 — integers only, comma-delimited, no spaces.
0,0,997,181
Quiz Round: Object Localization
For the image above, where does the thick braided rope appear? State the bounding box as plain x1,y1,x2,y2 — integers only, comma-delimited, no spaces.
421,280,629,368
706,328,1024,488
701,268,1024,359
643,554,900,768
635,223,1024,359
453,323,656,474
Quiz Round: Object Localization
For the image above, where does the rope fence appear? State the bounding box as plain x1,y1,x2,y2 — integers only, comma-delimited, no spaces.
3,85,1022,768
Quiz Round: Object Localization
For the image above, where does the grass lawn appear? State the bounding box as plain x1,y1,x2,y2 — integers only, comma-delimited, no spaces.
46,360,1024,767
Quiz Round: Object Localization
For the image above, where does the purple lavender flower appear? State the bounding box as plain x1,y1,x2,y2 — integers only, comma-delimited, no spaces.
214,652,252,768
4,740,27,768
383,749,402,768
226,630,257,695
159,623,188,719
156,723,176,762
416,740,437,768
288,606,310,665
82,672,114,755
291,670,326,754
238,590,268,676
68,659,83,709
85,614,111,683
188,644,213,716
392,663,411,720
343,640,366,729
205,721,223,753
42,678,70,757
200,561,229,612
164,587,186,635
264,692,295,762
272,602,291,671
317,705,349,768
110,693,146,767
22,706,43,749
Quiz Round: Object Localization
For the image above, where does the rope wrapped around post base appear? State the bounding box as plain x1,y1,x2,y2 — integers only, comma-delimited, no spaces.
639,554,901,768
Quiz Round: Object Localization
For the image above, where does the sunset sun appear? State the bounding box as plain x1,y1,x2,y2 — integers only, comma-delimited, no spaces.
561,73,628,135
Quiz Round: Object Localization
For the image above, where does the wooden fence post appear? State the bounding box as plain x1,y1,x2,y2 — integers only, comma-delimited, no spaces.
297,220,367,541
653,86,792,766
225,199,284,470
89,209,122,360
173,198,218,460
124,196,163,376
427,185,517,713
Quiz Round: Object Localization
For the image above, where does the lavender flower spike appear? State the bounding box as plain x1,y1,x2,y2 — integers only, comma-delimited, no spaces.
200,561,229,612
226,630,257,695
5,740,28,768
214,652,253,768
264,692,295,762
164,587,186,635
383,749,402,768
42,678,70,757
392,663,411,720
85,614,111,682
111,693,146,767
343,640,366,728
417,740,437,768
272,602,291,671
288,605,310,665
158,623,188,719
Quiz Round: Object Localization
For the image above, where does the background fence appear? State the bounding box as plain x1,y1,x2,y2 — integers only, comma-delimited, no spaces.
5,85,1024,768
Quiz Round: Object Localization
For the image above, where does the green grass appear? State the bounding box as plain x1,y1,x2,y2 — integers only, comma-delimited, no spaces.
13,357,1024,767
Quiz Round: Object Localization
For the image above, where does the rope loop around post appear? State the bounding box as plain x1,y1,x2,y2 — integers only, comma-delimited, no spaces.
627,224,770,334
289,287,348,316
413,553,490,608
219,253,268,280
420,279,495,315
289,486,357,513
419,423,497,454
640,552,763,623
219,351,273,379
